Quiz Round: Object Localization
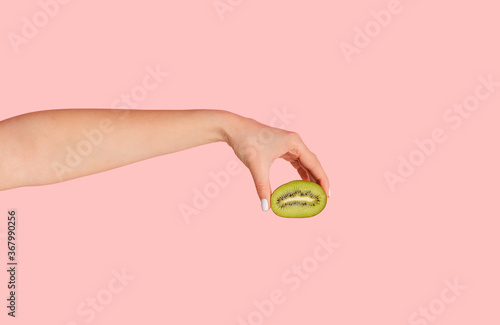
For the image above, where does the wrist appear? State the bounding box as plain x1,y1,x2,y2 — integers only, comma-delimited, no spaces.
216,110,239,145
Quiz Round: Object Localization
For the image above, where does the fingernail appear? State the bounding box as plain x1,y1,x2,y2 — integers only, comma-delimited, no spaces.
261,199,269,212
328,188,331,197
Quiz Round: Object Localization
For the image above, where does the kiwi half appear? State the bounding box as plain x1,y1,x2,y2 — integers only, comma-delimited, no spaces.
270,180,327,218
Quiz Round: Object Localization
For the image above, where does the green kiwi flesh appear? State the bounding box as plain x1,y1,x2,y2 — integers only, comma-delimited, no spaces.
270,180,327,218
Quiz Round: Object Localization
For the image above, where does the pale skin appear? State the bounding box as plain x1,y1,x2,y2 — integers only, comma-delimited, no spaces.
0,109,330,211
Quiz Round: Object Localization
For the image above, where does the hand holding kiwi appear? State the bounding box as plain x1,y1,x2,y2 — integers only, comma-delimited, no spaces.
222,112,330,216
0,108,329,214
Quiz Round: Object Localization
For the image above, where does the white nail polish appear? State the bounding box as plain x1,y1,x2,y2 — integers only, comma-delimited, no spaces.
328,188,331,197
261,199,269,211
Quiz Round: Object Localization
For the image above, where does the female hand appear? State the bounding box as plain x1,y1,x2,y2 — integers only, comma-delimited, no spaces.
223,113,330,211
0,108,329,199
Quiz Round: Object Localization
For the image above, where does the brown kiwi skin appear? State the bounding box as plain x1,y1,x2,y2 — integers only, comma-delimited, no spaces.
270,180,327,218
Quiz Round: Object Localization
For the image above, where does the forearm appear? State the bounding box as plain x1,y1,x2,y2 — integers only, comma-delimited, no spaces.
0,109,233,190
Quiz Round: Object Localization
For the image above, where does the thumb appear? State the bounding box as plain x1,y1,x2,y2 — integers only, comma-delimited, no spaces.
249,163,272,212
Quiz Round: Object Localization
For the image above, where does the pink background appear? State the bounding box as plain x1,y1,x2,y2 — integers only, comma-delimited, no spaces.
1,0,499,324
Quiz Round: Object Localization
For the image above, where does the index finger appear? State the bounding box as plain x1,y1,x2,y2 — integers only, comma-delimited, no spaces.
297,144,330,197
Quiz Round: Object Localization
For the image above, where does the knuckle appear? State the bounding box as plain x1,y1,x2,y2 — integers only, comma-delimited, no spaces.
254,181,268,193
288,131,302,143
